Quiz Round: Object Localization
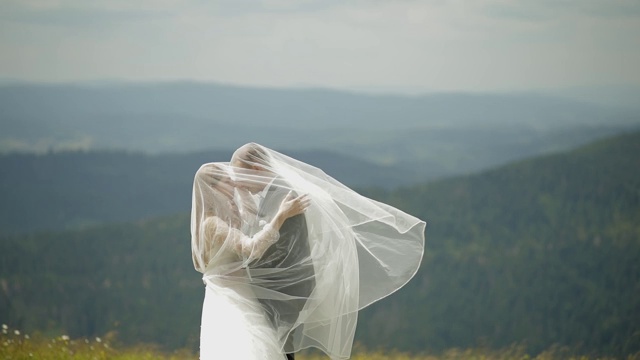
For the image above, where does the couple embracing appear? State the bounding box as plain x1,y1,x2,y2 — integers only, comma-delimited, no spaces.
191,143,425,360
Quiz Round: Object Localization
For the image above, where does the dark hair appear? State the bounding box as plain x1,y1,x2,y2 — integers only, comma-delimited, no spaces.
195,163,226,187
234,143,270,168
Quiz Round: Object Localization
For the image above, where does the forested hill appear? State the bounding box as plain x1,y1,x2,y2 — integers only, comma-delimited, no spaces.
357,130,640,355
1,131,639,356
0,148,415,235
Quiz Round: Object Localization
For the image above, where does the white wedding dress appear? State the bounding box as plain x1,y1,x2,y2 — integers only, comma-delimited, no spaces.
198,215,286,359
200,281,284,359
200,273,284,358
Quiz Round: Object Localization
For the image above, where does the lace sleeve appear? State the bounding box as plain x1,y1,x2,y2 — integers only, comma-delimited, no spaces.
229,223,280,262
203,216,280,263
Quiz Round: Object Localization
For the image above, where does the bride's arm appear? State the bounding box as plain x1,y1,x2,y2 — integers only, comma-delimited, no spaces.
233,192,309,261
228,220,280,261
203,214,282,262
204,193,310,262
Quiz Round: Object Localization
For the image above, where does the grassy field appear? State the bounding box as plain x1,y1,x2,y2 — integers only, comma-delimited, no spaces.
2,325,638,360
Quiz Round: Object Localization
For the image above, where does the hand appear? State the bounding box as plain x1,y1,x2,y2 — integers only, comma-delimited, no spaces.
278,192,311,219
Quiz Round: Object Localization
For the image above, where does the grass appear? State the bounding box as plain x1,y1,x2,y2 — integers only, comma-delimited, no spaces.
2,325,638,359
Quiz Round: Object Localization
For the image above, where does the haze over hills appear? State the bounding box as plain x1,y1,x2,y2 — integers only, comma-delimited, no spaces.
1,82,638,182
349,84,640,112
548,84,640,111
1,131,638,356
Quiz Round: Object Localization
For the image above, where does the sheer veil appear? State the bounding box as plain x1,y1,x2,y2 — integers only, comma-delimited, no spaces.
191,143,426,359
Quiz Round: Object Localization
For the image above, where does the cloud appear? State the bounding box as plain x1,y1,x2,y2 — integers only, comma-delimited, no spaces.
483,0,640,21
0,0,638,91
0,0,187,28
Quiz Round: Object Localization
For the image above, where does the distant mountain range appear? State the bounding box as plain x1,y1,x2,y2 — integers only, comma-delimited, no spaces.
1,131,638,356
0,148,417,235
1,82,638,182
548,84,640,111
348,84,640,111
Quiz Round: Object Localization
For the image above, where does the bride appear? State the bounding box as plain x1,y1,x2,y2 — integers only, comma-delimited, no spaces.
191,163,309,359
191,144,426,360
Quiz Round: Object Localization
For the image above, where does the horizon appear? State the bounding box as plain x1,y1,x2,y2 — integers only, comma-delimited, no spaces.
1,76,639,96
2,78,639,111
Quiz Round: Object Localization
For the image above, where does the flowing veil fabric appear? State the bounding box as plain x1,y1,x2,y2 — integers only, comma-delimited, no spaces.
191,144,426,359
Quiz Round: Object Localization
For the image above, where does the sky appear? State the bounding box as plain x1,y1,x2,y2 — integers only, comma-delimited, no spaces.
0,0,639,92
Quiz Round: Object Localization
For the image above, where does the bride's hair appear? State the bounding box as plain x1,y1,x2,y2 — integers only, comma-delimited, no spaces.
192,163,232,234
232,142,271,169
202,163,226,185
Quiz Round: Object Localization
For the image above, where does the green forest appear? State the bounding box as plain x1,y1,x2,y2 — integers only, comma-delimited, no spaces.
1,131,639,357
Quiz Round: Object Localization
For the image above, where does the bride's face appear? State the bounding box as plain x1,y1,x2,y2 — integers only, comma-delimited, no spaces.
211,171,242,227
213,172,235,201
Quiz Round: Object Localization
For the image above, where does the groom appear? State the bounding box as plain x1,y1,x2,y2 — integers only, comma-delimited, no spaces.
231,143,316,360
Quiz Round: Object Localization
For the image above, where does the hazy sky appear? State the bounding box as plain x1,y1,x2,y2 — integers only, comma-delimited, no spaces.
1,0,639,92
